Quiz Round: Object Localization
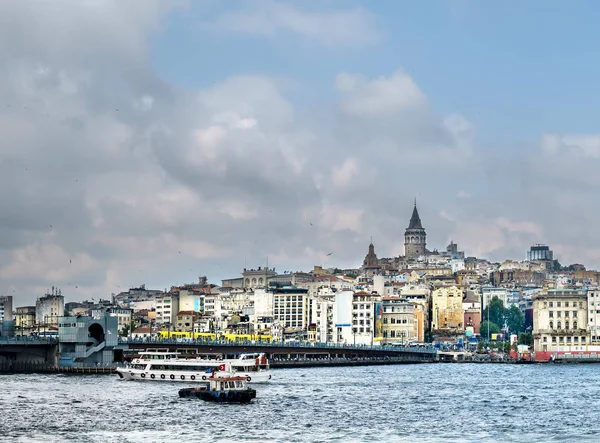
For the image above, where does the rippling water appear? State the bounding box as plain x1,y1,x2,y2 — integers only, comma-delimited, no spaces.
2,363,600,442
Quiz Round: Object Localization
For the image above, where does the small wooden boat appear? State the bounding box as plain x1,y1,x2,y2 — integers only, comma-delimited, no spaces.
179,374,256,403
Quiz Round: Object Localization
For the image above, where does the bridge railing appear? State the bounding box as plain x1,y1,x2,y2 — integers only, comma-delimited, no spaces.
0,336,58,345
117,337,437,353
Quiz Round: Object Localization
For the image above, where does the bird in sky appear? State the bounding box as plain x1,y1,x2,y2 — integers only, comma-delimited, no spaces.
326,252,333,256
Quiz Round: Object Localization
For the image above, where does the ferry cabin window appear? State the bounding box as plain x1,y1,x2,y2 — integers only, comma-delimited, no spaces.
149,364,212,371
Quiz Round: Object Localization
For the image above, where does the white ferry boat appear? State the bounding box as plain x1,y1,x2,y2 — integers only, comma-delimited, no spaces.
116,351,271,383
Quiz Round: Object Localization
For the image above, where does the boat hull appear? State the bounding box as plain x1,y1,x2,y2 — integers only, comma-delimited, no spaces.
179,387,256,403
116,368,271,383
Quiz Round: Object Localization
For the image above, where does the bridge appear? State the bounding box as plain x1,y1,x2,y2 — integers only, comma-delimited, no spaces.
0,336,437,370
116,338,438,365
0,336,59,371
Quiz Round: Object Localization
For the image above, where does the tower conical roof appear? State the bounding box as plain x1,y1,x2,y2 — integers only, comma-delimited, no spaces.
408,203,423,229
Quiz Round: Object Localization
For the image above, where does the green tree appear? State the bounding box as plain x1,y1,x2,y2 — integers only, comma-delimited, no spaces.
119,321,137,337
482,296,506,327
506,305,525,334
477,341,484,352
518,332,533,346
480,321,501,340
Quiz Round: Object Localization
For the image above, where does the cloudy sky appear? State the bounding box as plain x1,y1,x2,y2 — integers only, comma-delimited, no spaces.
2,0,600,305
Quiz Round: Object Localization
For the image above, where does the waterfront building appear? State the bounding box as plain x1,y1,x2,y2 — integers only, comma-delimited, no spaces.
0,295,14,336
431,286,465,333
381,297,416,344
333,290,354,344
15,305,35,335
587,289,600,345
156,293,179,326
175,310,201,333
352,291,378,345
308,297,334,343
272,287,308,331
91,307,132,334
178,289,205,313
400,284,430,337
532,289,588,358
58,312,118,366
36,289,64,328
404,201,427,260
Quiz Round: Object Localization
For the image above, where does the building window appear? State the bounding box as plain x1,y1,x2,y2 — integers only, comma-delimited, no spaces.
549,321,554,329
552,337,557,343
549,311,554,318
557,321,561,329
574,321,578,329
573,311,578,318
565,321,569,330
549,302,553,307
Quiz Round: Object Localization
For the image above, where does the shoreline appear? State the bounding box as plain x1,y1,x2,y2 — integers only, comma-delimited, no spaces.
3,358,600,374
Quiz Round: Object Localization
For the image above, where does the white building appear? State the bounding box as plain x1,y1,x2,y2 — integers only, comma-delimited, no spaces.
36,291,64,327
352,291,378,345
533,289,588,353
481,286,509,310
587,289,600,344
253,288,274,318
333,290,353,344
156,293,179,325
272,289,308,330
179,289,205,313
308,297,334,343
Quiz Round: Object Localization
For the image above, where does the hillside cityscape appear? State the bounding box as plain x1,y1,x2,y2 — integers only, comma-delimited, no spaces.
1,202,596,362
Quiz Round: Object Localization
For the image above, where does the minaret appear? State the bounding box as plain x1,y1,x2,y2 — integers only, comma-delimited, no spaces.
404,199,426,259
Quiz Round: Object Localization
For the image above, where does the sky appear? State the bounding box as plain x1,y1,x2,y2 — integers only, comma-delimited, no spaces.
2,0,600,305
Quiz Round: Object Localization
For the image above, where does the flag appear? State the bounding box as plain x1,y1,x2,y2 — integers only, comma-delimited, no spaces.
218,364,225,371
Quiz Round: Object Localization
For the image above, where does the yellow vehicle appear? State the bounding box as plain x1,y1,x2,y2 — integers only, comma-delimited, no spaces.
157,331,274,343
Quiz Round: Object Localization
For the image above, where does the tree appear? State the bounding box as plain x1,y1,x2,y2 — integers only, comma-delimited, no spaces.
482,296,506,327
480,321,501,340
119,321,137,337
506,305,524,334
477,341,484,352
518,332,533,346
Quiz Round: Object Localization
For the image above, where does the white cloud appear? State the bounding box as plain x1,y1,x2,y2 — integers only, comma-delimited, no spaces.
206,0,379,47
335,70,426,116
331,158,359,188
541,133,600,158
